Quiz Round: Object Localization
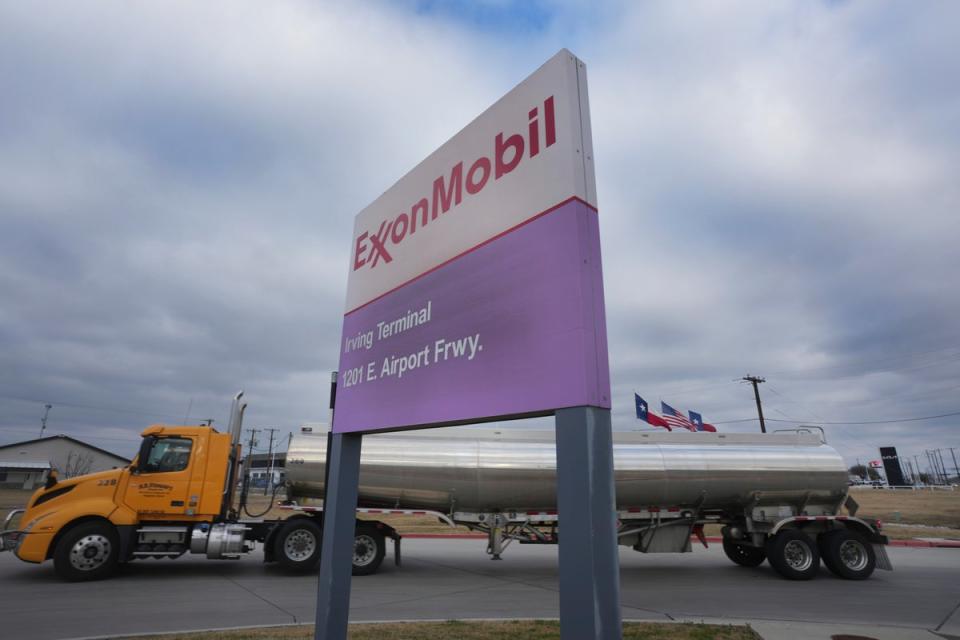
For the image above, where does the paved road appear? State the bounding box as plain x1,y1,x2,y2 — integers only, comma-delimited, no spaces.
1,539,958,639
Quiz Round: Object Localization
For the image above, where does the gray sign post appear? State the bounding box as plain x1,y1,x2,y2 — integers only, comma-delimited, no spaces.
556,406,622,639
313,432,362,639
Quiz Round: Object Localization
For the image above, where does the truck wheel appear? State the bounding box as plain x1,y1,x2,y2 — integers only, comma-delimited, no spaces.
352,527,385,576
722,539,766,567
54,521,120,582
274,518,322,572
766,530,820,580
819,529,875,580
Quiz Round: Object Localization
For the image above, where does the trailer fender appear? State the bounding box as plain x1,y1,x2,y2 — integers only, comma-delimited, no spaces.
263,514,319,563
771,516,887,544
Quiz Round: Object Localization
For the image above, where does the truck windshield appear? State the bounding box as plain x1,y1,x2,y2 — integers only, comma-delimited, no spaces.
142,437,193,473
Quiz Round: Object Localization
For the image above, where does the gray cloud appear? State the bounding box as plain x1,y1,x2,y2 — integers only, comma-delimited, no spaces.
1,1,957,476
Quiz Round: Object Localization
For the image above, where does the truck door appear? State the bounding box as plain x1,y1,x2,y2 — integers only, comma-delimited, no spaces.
124,436,196,518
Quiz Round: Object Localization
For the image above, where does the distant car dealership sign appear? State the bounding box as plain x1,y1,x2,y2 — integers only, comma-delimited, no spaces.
334,50,610,433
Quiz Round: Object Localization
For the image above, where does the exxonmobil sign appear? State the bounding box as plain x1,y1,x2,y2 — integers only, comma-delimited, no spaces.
335,50,608,434
344,50,597,313
353,96,558,274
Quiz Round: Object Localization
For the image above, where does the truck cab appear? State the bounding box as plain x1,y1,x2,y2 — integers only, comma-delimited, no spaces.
1,393,399,581
4,419,239,580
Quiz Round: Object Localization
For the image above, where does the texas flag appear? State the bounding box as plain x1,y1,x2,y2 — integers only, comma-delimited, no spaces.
661,401,697,432
635,394,671,430
688,410,718,432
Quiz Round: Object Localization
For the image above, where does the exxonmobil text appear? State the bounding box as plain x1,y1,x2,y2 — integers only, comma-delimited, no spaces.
353,96,557,272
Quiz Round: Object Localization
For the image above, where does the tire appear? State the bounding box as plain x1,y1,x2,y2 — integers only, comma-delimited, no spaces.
274,518,322,572
819,529,876,580
53,521,120,582
352,526,385,576
722,539,766,567
766,530,820,580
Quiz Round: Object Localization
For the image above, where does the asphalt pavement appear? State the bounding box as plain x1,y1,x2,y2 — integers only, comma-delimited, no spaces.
0,538,957,640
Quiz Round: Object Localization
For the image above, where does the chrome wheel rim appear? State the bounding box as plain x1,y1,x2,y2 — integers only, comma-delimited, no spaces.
783,539,813,571
354,534,377,566
839,539,868,571
70,534,111,571
284,529,316,562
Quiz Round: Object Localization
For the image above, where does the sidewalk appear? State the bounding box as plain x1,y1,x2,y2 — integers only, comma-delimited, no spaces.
670,617,956,640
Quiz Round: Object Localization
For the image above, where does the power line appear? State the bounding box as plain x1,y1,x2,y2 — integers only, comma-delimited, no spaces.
0,392,186,422
765,385,828,423
767,343,960,378
715,410,960,426
773,352,960,381
654,379,740,396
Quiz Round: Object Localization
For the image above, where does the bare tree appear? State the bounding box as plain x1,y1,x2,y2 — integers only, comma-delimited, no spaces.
62,451,95,478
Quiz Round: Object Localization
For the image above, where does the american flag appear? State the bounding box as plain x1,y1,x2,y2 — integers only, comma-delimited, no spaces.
661,401,696,431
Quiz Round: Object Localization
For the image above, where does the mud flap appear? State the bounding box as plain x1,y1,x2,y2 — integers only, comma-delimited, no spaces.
873,544,893,571
394,536,402,567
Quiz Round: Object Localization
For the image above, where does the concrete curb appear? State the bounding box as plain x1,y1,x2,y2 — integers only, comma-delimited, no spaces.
76,617,948,640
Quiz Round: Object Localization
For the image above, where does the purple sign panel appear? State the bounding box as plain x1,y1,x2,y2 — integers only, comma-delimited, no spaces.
334,50,609,433
335,199,609,433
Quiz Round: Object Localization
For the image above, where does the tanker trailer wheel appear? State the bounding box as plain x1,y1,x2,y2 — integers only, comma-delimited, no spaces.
352,526,385,576
274,518,322,572
53,521,120,582
722,539,766,567
819,529,875,580
766,530,820,580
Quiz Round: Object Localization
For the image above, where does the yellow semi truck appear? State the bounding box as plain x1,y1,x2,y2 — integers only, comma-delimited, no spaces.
0,393,398,581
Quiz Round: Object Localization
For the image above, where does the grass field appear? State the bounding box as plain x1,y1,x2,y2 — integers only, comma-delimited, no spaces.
124,620,760,640
5,486,957,540
850,487,959,528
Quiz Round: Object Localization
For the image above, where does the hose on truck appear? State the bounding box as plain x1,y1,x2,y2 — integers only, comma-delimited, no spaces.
241,482,285,518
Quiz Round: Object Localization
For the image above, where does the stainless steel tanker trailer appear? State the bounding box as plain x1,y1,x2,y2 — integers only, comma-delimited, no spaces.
282,425,890,581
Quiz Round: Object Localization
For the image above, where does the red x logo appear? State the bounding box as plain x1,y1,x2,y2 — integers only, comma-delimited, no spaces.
369,220,394,268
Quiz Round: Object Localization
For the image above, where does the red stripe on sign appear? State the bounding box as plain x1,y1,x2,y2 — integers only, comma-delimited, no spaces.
345,196,598,316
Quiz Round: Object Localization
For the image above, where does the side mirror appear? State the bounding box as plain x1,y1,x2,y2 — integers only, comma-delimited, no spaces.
44,469,59,489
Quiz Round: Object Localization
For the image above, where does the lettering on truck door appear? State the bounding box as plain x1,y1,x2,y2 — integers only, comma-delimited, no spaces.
124,436,195,517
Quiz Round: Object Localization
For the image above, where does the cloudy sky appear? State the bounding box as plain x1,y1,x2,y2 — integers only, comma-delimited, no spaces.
1,0,958,476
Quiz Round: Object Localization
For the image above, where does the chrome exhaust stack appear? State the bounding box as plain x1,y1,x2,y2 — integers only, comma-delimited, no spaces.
220,391,247,519
227,391,246,447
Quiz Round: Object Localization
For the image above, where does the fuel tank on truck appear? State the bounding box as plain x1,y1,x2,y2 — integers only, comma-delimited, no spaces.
285,427,848,513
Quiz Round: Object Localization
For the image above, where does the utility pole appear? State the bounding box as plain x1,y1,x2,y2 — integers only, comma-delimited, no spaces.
742,375,767,433
39,404,52,438
264,428,280,496
936,449,951,484
949,448,959,483
927,450,942,485
244,428,260,500
934,450,948,484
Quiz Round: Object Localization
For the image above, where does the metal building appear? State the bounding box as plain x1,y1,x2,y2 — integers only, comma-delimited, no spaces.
0,435,130,489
